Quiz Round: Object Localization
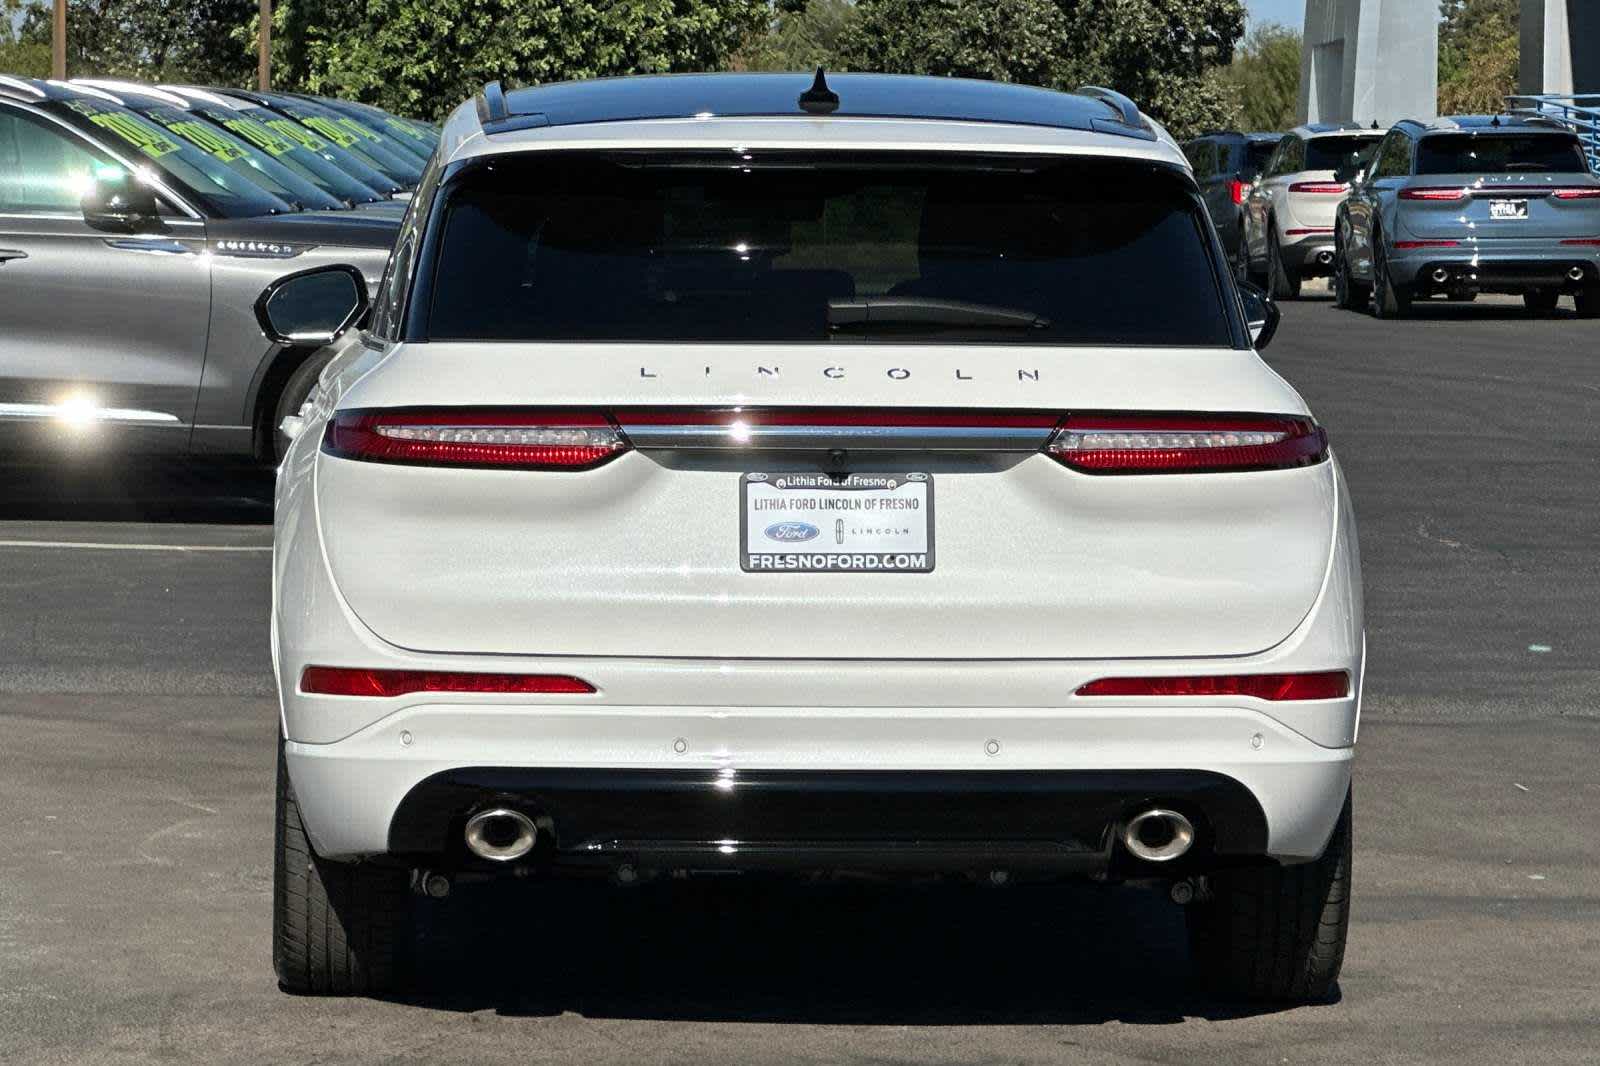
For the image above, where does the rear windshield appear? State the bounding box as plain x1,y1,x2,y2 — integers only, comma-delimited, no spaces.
1416,133,1590,175
423,153,1233,347
1305,135,1380,171
1243,140,1276,177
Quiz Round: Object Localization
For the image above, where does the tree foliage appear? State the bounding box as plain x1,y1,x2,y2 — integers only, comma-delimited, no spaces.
1215,22,1300,132
1,0,51,78
734,0,859,73
836,0,1247,140
17,0,257,85
1437,0,1519,115
270,0,769,121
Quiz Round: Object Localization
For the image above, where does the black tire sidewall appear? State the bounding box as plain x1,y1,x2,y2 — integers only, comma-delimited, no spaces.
271,349,338,464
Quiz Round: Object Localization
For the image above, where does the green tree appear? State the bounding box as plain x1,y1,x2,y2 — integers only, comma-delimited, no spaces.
734,0,860,73
837,0,1247,140
272,0,770,121
1437,0,1518,115
1,0,52,77
17,0,257,84
1215,22,1300,132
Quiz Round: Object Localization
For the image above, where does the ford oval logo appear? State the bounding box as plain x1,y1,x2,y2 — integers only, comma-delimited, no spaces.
765,521,820,543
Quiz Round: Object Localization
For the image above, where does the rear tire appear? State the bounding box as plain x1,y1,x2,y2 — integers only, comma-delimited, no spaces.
1332,241,1369,311
1187,789,1352,1003
1523,290,1560,314
1371,236,1411,319
274,742,410,995
1236,233,1261,288
1577,285,1600,319
1267,226,1302,300
267,349,337,464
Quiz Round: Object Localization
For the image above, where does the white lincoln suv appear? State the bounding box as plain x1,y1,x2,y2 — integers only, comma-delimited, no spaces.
267,72,1363,1002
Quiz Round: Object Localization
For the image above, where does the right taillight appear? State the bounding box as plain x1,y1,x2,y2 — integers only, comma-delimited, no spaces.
323,410,630,469
1229,179,1248,205
1045,415,1327,474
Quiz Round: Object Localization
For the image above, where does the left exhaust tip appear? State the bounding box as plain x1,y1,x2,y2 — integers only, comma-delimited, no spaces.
1121,808,1195,863
464,807,538,862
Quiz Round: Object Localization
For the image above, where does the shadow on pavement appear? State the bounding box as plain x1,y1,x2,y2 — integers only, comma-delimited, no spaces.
0,457,273,524
388,878,1317,1024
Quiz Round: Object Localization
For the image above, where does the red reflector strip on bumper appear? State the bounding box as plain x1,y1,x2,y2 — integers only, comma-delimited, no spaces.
1393,240,1461,249
1283,227,1334,236
1046,415,1327,474
300,667,596,697
1076,671,1351,701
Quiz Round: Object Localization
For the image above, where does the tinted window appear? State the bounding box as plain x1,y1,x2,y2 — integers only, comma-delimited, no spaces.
46,98,293,217
1185,141,1217,178
1305,135,1380,171
1372,134,1411,179
134,104,343,211
423,153,1233,347
0,107,107,213
196,105,386,205
1415,133,1590,175
1243,141,1275,178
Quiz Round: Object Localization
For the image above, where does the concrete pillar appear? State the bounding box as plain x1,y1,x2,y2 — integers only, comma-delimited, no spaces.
1521,0,1600,95
1300,0,1438,126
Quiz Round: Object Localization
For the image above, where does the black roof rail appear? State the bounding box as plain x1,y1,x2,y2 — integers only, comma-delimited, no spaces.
476,80,508,125
1076,85,1143,129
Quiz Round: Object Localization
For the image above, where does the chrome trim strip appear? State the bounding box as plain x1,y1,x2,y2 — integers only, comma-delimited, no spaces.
0,402,182,426
103,238,192,255
618,423,1055,451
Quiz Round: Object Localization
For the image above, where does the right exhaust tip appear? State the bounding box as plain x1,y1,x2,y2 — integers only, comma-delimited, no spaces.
1121,808,1196,863
464,807,538,862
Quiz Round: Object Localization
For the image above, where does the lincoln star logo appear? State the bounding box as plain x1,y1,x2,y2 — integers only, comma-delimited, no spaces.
765,521,820,543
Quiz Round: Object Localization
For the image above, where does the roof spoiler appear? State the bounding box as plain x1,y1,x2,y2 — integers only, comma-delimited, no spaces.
1076,85,1155,141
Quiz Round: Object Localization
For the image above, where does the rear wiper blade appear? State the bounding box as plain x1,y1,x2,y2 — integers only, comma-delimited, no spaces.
828,297,1051,332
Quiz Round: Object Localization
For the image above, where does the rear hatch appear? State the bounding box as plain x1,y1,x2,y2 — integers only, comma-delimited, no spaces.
1401,132,1600,241
316,149,1334,661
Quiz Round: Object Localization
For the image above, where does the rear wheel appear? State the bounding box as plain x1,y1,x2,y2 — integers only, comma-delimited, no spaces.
1577,285,1600,319
1332,240,1369,311
1523,290,1560,314
274,742,411,995
1187,789,1352,1003
1371,235,1411,319
266,349,337,464
1267,225,1302,300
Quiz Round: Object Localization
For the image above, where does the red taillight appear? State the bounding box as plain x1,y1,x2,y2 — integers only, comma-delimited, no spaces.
1561,238,1600,246
1045,415,1327,474
323,410,629,469
1400,187,1469,202
1552,188,1600,200
1288,182,1348,194
1229,179,1248,206
1283,227,1334,237
1394,239,1462,249
300,667,595,697
1076,671,1350,701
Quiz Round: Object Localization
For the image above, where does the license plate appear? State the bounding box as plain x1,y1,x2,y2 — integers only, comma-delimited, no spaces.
741,472,934,573
1490,200,1528,220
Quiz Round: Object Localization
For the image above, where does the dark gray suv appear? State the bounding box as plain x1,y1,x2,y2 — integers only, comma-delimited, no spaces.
0,76,398,460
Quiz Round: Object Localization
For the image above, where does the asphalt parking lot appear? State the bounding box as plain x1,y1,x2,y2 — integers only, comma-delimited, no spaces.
3,290,1598,1065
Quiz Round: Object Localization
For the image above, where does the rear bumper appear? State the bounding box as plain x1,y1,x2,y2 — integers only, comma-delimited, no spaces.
285,702,1355,866
1398,256,1599,292
1279,230,1337,273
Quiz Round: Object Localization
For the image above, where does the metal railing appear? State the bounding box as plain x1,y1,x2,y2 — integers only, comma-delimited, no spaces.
1506,94,1600,171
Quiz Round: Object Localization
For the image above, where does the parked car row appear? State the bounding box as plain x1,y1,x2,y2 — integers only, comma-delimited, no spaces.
0,75,437,461
1185,113,1600,318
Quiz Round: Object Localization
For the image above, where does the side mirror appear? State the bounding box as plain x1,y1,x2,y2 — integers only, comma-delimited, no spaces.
81,170,162,232
254,265,369,346
1238,280,1280,351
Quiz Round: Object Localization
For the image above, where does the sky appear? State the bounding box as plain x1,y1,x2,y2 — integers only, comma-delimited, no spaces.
1246,0,1307,31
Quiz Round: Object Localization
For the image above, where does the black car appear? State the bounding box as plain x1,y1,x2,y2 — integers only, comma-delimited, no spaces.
1182,130,1280,262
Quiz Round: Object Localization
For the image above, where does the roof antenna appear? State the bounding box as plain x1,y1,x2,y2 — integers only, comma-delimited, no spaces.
1371,119,1379,129
1491,114,1502,127
798,67,839,115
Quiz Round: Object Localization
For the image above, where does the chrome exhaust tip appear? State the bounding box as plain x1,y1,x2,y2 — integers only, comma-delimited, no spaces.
1121,808,1195,863
1432,267,1451,284
1568,266,1587,282
464,807,538,862
1316,250,1335,265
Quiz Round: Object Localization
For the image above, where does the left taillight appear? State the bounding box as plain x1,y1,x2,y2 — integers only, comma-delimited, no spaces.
1288,182,1348,194
323,410,630,469
1044,415,1327,474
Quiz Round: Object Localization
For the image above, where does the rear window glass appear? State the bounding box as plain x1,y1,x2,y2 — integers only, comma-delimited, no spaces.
423,153,1233,347
1305,135,1380,172
1243,141,1276,176
1416,133,1590,175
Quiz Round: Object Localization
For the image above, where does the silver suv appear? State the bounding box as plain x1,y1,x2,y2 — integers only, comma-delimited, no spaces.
1240,123,1383,298
1334,114,1600,318
0,77,398,461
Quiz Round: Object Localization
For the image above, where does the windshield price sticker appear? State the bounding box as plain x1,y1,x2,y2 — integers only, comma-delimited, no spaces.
165,120,247,163
303,116,360,148
267,119,328,151
741,472,934,573
222,117,296,157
